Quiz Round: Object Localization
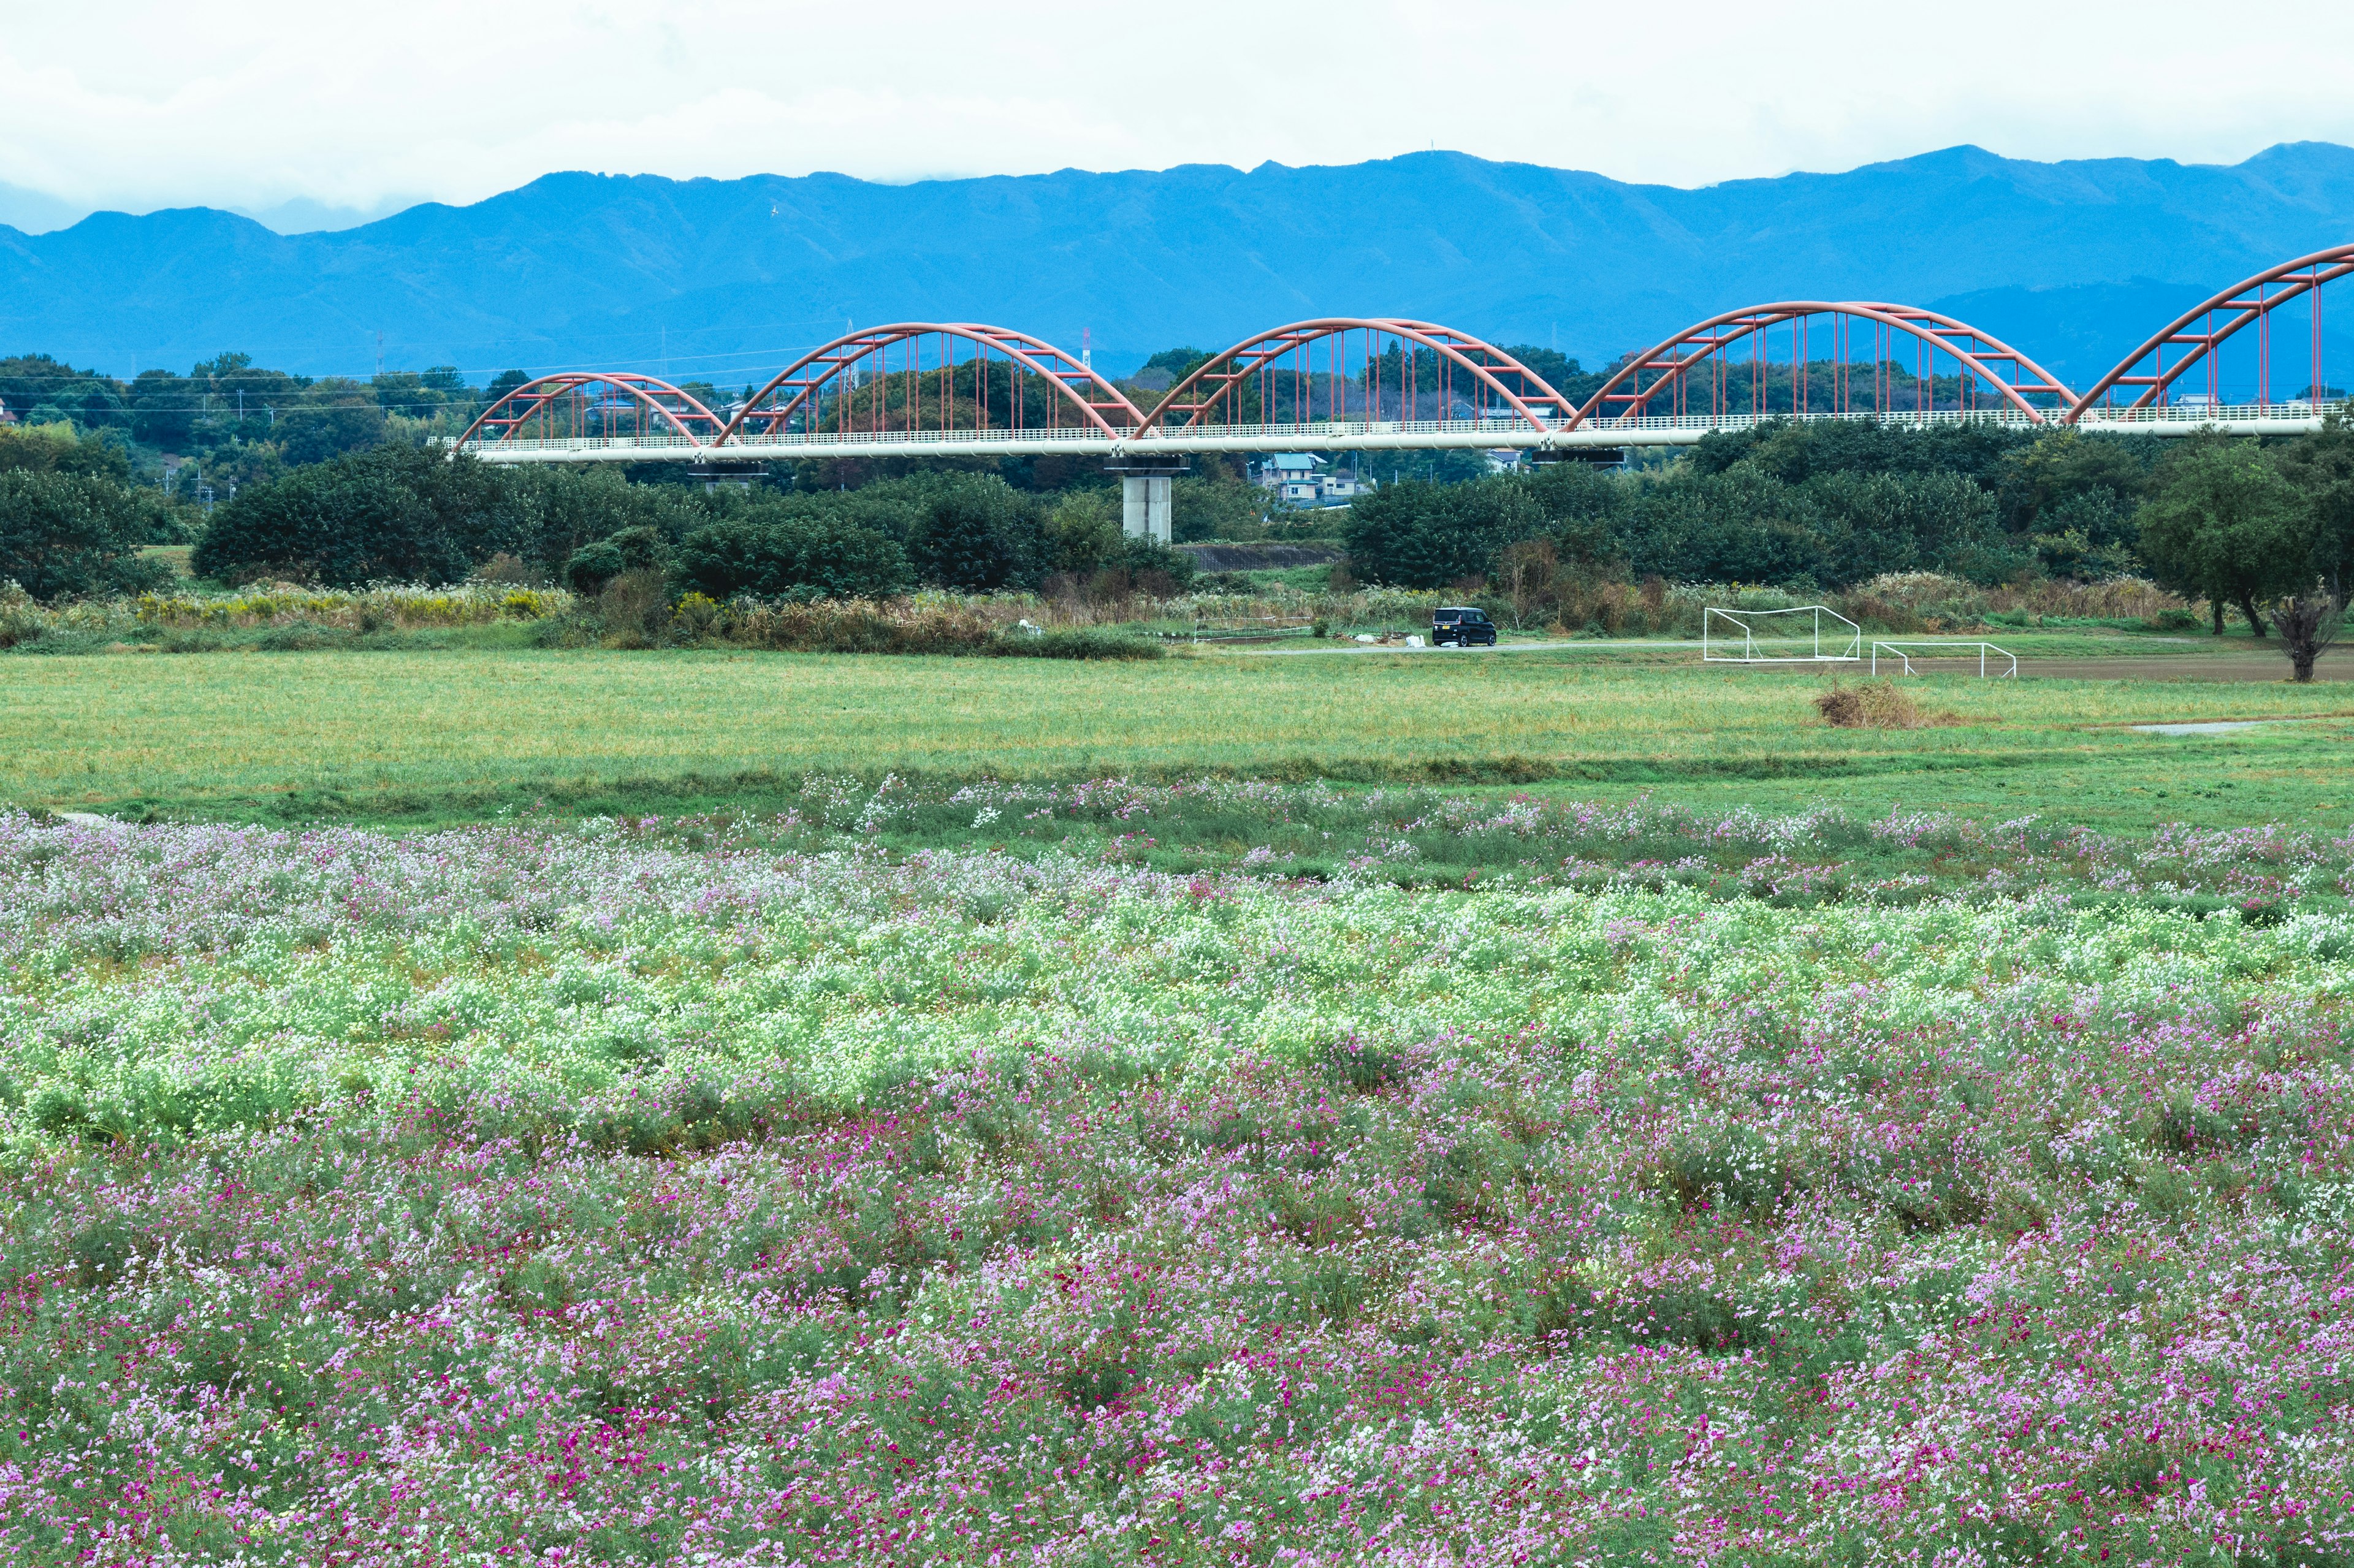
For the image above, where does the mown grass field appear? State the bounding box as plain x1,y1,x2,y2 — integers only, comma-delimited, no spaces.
6,641,2354,829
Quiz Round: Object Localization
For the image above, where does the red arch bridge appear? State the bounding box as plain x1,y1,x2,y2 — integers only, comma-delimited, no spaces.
452,246,2353,537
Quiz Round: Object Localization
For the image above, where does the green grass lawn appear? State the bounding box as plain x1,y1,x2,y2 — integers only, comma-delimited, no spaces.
6,642,2354,829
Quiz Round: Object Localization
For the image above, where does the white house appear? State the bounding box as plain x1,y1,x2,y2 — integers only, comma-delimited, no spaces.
1257,452,1325,504
1256,453,1371,505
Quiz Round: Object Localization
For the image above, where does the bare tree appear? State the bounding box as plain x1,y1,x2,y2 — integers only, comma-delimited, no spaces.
2272,583,2343,683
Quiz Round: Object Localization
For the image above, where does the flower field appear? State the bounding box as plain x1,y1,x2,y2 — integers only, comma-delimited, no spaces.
2,793,2352,1564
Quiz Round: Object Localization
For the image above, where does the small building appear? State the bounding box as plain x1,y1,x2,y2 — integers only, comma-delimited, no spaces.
1255,453,1371,505
0,400,17,425
1257,452,1327,504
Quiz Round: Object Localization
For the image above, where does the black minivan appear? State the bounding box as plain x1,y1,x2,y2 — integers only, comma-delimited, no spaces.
1431,606,1498,646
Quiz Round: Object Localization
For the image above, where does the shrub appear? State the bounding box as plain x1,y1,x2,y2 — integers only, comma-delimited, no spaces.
1345,478,1537,588
194,446,518,587
989,627,1162,661
729,597,998,654
597,570,672,648
675,516,912,601
907,478,1044,591
0,469,175,602
1814,679,1955,730
564,539,628,595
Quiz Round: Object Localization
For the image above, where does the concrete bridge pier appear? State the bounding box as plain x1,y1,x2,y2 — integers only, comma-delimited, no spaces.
1108,456,1189,546
1121,475,1172,543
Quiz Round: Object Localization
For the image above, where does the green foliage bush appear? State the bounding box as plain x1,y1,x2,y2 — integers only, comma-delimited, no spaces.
1346,421,2041,592
674,514,913,601
562,538,628,595
0,469,175,603
906,474,1043,590
194,445,521,587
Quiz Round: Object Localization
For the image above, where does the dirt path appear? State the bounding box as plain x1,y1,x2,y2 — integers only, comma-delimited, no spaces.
2017,650,2354,681
1225,639,2350,681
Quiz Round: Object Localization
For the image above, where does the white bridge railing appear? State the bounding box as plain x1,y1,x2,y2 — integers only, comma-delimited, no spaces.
452,399,2350,463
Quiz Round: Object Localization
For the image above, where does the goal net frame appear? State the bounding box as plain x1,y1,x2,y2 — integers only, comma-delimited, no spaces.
1870,640,2017,678
1701,604,1862,664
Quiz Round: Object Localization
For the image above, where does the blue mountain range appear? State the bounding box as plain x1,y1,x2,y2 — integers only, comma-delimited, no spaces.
4,143,2351,395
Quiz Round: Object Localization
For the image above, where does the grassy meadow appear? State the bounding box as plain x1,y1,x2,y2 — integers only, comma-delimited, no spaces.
5,639,2354,829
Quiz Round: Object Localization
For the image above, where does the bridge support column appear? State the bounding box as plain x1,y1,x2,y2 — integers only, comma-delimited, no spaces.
1121,475,1172,544
1109,456,1186,545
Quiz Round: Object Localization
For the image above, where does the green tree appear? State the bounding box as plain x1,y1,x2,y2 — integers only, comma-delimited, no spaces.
127,370,196,449
0,424,133,484
1046,488,1122,573
2276,412,2354,606
1171,475,1263,542
903,476,1048,590
1618,466,1826,586
189,352,312,447
505,466,691,575
1344,476,1548,588
2001,426,2155,535
0,470,173,601
371,367,474,418
0,354,129,431
1496,346,1606,407
2136,438,2312,636
1806,469,2016,586
276,379,387,463
1368,449,1491,487
194,447,517,587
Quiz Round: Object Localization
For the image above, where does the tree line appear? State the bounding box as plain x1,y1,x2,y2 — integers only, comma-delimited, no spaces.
185,445,1197,603
1342,415,2354,629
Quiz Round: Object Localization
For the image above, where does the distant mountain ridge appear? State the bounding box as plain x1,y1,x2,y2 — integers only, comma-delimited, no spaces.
3,143,2351,392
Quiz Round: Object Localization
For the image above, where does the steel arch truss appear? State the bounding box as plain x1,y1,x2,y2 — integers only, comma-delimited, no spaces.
455,372,726,449
720,324,1147,442
2070,244,2354,418
1141,319,1577,434
1569,302,2077,429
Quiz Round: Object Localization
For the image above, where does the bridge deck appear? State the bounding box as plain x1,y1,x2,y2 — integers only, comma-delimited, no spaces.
454,405,2336,463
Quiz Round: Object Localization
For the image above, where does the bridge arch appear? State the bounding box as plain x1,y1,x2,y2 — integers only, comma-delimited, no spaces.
2068,244,2354,418
1138,319,1576,434
454,371,725,450
1566,302,2076,429
720,324,1148,443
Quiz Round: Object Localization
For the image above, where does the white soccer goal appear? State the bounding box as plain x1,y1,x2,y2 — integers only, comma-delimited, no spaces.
1702,605,1862,663
1870,641,2017,679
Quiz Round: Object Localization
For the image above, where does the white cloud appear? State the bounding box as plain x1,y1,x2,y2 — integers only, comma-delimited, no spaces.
4,0,2353,220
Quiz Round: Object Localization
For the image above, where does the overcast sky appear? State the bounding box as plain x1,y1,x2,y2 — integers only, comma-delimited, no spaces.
7,1,2354,231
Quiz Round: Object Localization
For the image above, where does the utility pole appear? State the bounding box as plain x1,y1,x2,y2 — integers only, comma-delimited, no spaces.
375,331,384,378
